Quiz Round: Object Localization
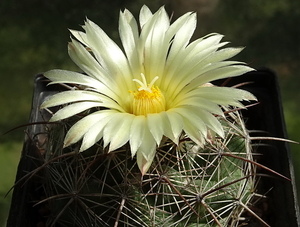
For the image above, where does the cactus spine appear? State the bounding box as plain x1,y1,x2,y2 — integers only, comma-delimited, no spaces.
40,109,256,227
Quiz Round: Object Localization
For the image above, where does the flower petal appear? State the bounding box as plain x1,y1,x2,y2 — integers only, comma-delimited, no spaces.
193,86,257,107
42,90,125,113
193,108,225,137
64,110,111,147
119,9,141,74
141,6,170,82
182,117,206,146
139,5,153,28
163,34,226,93
165,12,196,62
147,113,164,146
50,102,103,122
137,128,156,162
182,65,254,94
129,115,146,157
41,90,103,108
103,113,135,151
202,47,244,65
69,29,89,46
83,19,133,90
68,39,116,86
165,110,184,143
80,111,117,151
44,70,108,91
162,13,197,87
137,148,155,176
172,97,224,117
159,111,177,143
133,116,156,161
174,107,208,139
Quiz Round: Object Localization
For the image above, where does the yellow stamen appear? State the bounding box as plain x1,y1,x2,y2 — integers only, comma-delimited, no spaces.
130,74,165,116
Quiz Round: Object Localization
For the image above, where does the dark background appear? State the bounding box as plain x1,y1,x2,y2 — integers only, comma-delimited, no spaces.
1,0,300,225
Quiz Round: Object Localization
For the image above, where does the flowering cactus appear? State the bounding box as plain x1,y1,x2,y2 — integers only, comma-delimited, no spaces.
41,5,256,175
40,5,261,227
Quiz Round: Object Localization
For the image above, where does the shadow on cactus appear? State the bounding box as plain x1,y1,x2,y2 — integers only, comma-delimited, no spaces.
12,5,294,227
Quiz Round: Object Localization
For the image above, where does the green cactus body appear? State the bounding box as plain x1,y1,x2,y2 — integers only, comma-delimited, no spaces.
42,111,256,227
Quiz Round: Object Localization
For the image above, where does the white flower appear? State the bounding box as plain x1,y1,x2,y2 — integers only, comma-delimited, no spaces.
41,5,256,174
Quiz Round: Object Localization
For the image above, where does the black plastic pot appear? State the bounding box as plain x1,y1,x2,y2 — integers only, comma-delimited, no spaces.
217,68,300,226
6,69,300,226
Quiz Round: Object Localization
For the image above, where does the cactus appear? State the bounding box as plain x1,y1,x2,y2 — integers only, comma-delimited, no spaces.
38,109,257,227
28,5,271,227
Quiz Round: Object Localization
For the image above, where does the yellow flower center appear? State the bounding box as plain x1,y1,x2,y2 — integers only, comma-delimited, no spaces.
130,74,165,116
